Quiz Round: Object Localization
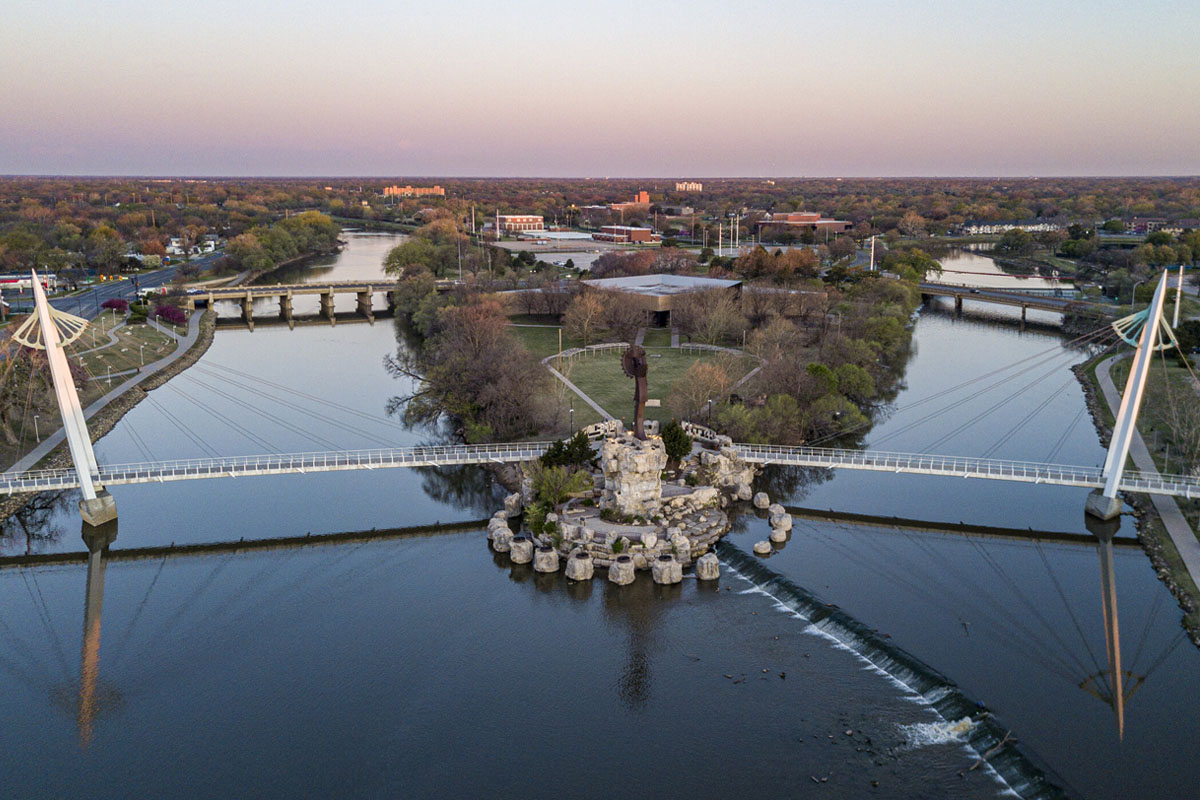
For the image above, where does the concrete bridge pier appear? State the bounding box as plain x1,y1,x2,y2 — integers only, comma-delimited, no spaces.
356,290,374,323
279,290,294,329
386,291,397,316
320,289,335,326
954,295,963,315
240,291,254,331
183,296,196,312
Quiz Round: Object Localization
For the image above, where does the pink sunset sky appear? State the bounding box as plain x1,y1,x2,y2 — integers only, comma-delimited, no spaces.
2,0,1197,176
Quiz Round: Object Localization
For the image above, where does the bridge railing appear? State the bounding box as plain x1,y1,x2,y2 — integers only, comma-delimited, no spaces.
95,442,557,479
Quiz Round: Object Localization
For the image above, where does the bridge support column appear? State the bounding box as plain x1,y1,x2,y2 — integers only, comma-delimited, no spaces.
320,289,335,326
240,291,254,331
386,290,397,316
954,295,963,315
28,271,116,525
356,290,374,323
279,291,293,329
1021,304,1027,322
1087,271,1170,520
184,296,195,312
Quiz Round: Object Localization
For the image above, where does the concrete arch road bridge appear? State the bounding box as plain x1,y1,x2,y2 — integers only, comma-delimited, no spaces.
186,281,418,328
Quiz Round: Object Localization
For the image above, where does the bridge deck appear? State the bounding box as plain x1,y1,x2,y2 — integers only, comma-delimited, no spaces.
1,442,1197,501
918,282,1112,315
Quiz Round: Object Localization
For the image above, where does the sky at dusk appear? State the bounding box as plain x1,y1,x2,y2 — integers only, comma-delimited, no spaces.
2,0,1197,177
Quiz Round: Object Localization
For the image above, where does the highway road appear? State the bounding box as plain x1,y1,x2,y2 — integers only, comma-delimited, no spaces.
43,252,224,320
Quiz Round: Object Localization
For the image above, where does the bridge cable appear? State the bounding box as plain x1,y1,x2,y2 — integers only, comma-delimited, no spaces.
0,604,54,682
1043,407,1089,463
115,547,306,678
161,383,281,453
802,525,1083,682
1034,540,1104,678
191,366,411,446
978,375,1080,459
882,524,1094,680
978,339,1118,460
1124,584,1165,681
964,536,1098,680
804,323,1117,448
109,554,168,668
189,365,410,448
869,337,1108,451
201,360,411,433
142,394,222,458
173,373,342,451
18,568,70,680
799,520,1080,680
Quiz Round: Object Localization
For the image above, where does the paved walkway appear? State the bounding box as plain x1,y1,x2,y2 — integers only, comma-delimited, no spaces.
5,310,204,474
634,327,646,346
73,319,126,356
670,327,680,347
543,362,613,421
1097,354,1200,587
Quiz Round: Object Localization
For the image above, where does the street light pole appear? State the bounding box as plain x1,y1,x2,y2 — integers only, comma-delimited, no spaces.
33,414,40,443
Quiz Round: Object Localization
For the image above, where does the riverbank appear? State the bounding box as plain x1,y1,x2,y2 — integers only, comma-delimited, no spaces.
0,309,216,523
1074,353,1200,644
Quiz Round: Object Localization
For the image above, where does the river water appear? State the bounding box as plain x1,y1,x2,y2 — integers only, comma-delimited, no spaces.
1,239,1196,798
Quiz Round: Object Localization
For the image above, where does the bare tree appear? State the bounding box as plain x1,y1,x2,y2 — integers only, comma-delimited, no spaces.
563,292,608,346
673,289,747,345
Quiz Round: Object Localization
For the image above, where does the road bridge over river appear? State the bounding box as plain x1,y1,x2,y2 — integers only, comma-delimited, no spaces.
919,281,1114,320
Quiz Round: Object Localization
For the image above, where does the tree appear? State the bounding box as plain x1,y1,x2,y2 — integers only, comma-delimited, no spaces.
994,228,1035,256
599,291,646,343
672,289,746,345
880,247,941,281
898,211,927,237
660,420,692,466
667,360,732,421
86,225,125,274
384,238,436,276
388,296,555,442
563,292,608,346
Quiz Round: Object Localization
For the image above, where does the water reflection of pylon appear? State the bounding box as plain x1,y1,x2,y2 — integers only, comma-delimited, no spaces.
1080,516,1144,740
50,520,123,749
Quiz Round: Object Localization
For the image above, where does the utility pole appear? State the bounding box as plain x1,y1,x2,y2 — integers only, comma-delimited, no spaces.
870,235,876,271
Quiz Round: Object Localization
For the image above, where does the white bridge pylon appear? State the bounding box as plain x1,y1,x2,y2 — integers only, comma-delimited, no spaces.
19,270,117,526
1086,270,1175,520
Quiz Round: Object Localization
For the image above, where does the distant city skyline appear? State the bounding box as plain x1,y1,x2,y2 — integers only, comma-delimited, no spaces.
2,0,1197,177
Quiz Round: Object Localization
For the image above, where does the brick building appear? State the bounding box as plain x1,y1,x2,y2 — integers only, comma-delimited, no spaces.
383,185,445,197
611,190,651,216
757,211,850,234
593,225,660,244
496,214,545,233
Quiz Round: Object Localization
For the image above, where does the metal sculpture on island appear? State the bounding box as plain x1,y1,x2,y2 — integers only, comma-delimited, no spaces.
622,344,649,440
14,270,117,525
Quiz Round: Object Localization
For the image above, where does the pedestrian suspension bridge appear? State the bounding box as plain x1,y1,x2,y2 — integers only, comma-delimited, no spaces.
5,269,1195,523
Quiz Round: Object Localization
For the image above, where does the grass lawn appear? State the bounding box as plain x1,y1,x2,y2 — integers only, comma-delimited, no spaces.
510,324,587,360
510,320,755,429
68,320,179,380
642,327,672,347
562,348,754,423
0,316,181,471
